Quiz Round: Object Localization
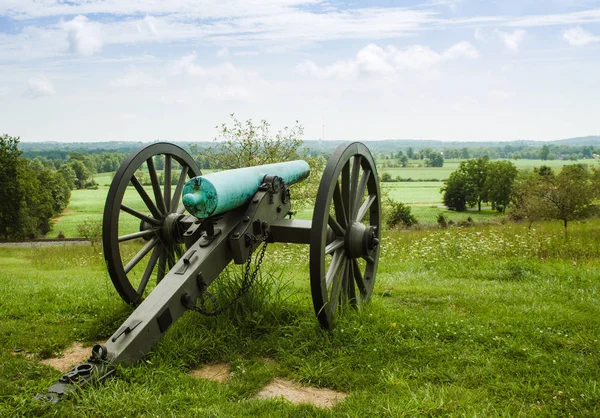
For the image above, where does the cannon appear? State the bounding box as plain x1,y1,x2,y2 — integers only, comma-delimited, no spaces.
37,141,381,402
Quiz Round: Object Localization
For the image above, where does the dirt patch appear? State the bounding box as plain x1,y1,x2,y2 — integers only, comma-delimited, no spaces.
254,378,347,408
189,363,231,383
40,342,98,372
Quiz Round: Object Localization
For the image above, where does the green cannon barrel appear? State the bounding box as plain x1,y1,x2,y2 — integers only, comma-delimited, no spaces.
182,160,310,218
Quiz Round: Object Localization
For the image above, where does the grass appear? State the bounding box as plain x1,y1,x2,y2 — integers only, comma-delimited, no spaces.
379,159,597,182
52,157,598,238
1,219,599,416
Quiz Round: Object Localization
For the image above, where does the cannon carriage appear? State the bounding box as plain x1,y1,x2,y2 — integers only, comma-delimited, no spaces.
39,141,381,402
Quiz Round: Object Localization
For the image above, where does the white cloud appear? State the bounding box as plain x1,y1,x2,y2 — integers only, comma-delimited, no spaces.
489,89,514,99
496,29,526,51
23,76,55,98
217,47,229,57
63,15,103,56
474,28,485,41
170,51,254,82
110,67,162,88
563,26,600,45
297,41,479,79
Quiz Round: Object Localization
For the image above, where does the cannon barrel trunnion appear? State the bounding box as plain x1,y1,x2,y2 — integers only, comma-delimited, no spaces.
37,141,381,403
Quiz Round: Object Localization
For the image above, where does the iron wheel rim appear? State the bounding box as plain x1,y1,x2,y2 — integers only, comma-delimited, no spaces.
309,142,381,329
102,142,201,305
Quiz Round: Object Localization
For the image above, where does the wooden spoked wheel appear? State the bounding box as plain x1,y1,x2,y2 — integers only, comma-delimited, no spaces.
309,142,381,329
102,143,201,305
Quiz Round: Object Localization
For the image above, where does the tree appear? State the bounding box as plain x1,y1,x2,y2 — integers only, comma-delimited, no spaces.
541,164,595,234
484,160,518,212
539,145,550,160
68,159,91,189
406,147,414,159
510,172,546,229
0,134,72,240
0,134,22,239
400,155,408,167
461,158,489,211
441,169,471,211
200,114,325,210
511,165,595,235
426,152,444,167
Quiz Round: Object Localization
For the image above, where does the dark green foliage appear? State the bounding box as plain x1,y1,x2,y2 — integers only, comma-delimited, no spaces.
386,199,418,228
425,152,444,167
539,144,550,160
442,158,518,213
511,164,596,233
0,134,22,239
0,134,71,239
441,169,470,211
484,160,518,212
437,213,447,228
380,172,393,182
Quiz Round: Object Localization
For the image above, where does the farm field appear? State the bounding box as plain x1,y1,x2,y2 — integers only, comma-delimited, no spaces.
50,157,597,238
379,158,596,181
2,219,599,416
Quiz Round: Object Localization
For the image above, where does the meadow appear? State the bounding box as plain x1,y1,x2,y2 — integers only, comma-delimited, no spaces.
55,155,584,237
1,219,599,417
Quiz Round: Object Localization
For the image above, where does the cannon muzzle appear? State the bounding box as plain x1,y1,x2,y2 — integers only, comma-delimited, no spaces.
182,160,310,218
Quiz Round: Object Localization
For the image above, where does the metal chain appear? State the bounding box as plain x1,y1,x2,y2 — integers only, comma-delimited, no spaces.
193,233,269,317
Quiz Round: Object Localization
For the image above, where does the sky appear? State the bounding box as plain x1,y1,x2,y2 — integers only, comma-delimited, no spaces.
0,1,599,143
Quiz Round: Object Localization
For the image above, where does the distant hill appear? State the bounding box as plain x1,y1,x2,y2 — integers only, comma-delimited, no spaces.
18,136,600,158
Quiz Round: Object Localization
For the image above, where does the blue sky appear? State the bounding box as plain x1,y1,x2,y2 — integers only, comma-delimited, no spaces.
0,0,599,142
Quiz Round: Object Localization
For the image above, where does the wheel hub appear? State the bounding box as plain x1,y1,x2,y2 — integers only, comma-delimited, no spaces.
344,221,379,259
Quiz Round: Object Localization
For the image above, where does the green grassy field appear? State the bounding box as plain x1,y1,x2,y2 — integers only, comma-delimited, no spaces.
1,219,599,416
51,158,598,238
379,159,596,181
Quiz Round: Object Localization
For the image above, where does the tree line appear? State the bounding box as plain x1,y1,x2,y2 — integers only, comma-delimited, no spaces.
0,135,73,239
382,143,599,162
441,157,600,232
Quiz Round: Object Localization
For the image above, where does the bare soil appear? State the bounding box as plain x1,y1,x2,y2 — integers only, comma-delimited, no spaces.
189,363,231,383
40,342,99,372
254,377,348,408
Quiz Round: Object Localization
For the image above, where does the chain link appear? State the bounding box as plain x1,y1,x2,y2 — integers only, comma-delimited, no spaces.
193,233,269,316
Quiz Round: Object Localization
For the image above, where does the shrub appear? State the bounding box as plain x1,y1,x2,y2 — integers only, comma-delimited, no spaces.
437,213,448,228
386,200,418,229
77,220,102,251
381,173,393,182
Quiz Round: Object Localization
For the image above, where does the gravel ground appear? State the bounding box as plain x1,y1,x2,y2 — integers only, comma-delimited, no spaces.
0,239,90,247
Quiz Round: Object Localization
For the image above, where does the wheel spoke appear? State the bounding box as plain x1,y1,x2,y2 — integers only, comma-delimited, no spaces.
118,229,156,243
157,247,167,283
356,195,376,223
352,258,367,296
121,204,161,226
137,246,160,295
164,155,172,213
328,215,345,237
147,157,166,214
349,156,362,221
340,259,350,308
347,260,357,306
353,169,370,221
332,181,348,228
124,237,158,274
325,239,344,255
130,174,162,218
341,161,350,222
325,249,344,289
328,259,347,315
363,255,375,265
170,166,189,212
